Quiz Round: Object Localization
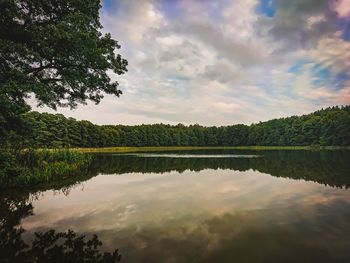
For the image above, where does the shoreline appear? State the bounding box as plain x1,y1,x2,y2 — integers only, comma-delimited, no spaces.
72,146,350,154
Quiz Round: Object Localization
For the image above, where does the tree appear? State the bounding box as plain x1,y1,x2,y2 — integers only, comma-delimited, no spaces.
0,0,128,146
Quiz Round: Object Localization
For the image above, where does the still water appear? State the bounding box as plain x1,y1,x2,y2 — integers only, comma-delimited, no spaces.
1,150,350,262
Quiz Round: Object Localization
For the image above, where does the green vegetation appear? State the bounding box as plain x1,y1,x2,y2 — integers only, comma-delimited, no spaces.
0,0,127,149
18,106,350,148
1,0,126,191
1,1,349,194
0,149,90,189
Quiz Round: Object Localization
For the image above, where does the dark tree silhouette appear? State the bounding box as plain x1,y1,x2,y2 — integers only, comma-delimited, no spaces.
0,191,122,263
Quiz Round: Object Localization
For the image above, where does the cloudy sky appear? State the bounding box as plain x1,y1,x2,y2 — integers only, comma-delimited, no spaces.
34,0,350,126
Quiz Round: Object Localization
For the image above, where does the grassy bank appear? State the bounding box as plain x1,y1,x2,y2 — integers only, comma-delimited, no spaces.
0,149,91,189
74,145,350,153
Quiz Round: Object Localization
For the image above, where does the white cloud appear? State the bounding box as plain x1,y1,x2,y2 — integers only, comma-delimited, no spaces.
332,0,350,18
30,0,350,126
304,33,350,74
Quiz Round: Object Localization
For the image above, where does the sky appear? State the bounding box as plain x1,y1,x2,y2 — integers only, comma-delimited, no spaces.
33,0,350,126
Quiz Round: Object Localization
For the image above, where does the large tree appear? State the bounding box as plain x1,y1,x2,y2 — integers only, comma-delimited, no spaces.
0,0,128,146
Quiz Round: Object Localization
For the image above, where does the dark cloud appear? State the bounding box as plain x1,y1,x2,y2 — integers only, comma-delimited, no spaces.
203,62,242,84
257,0,338,51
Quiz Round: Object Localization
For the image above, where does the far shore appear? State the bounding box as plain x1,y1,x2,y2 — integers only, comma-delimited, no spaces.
71,146,350,154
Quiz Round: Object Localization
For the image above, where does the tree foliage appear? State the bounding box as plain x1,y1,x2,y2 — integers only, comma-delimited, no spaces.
0,0,127,146
19,106,350,148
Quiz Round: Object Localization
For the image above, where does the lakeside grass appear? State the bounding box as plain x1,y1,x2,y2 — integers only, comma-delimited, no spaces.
73,145,350,154
0,149,91,189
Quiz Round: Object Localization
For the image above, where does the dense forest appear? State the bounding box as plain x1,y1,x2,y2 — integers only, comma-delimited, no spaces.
13,106,349,147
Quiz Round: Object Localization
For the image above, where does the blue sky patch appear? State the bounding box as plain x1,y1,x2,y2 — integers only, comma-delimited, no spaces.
334,71,349,89
311,64,332,87
101,0,113,12
257,0,276,17
336,18,350,41
156,0,182,19
311,64,349,91
288,59,311,74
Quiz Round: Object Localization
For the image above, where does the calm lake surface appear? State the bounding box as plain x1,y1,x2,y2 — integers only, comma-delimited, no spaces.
1,150,350,262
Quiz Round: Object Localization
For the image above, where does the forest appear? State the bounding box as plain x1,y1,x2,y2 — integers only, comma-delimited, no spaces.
16,105,350,148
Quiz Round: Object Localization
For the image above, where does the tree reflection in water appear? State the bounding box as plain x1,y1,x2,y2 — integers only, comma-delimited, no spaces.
1,149,350,262
0,189,122,263
88,150,350,188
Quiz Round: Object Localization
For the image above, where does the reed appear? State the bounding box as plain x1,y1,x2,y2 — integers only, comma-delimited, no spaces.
0,149,91,189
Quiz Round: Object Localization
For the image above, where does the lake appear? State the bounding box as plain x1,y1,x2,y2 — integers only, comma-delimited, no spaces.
1,149,350,262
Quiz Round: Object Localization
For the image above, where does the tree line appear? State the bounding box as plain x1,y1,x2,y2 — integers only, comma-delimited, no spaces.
16,106,350,148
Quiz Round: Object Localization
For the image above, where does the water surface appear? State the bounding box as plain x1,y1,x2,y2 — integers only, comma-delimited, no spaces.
1,150,350,262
